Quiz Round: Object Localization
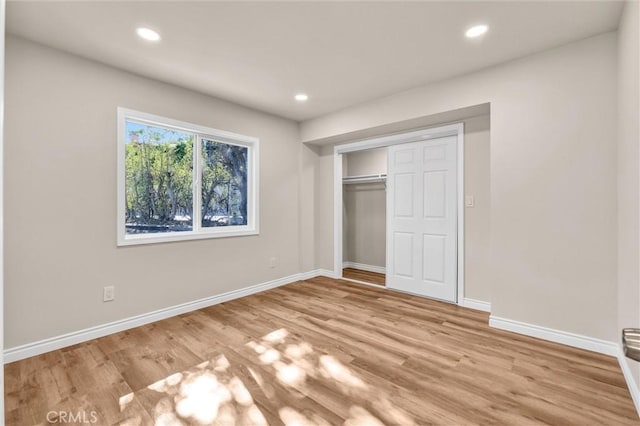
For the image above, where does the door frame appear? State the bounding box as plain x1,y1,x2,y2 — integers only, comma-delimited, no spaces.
333,122,465,303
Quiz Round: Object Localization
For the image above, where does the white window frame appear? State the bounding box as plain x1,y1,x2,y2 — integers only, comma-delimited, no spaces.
117,107,259,246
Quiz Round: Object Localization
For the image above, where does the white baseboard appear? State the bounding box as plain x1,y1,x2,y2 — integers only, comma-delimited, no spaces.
617,347,640,416
4,269,330,363
489,315,640,417
460,298,491,312
300,268,336,280
341,277,385,289
489,315,619,356
342,261,386,274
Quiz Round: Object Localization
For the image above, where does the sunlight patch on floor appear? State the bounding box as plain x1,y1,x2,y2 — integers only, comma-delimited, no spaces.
319,355,367,390
175,372,229,423
246,330,369,397
259,348,280,364
263,328,289,343
344,406,386,426
279,406,332,426
143,354,267,425
274,361,307,387
119,392,135,412
371,396,417,426
122,327,415,425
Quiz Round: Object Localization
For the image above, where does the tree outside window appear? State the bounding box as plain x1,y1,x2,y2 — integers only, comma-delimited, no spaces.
118,108,258,246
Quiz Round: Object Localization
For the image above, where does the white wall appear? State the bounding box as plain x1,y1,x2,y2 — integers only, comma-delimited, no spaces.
314,146,335,270
4,36,304,348
463,115,491,303
0,0,5,420
617,0,640,396
303,33,618,342
344,148,387,177
298,143,319,273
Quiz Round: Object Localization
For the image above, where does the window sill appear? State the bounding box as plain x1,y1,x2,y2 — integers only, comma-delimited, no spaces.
117,227,259,246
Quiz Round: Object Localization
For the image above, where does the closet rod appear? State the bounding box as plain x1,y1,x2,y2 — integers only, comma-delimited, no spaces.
342,173,387,184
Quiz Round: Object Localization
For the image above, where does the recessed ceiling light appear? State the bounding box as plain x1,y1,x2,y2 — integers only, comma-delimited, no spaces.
465,24,488,39
136,27,161,42
294,93,309,102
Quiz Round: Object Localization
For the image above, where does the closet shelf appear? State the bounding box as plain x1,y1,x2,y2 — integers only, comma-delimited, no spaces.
342,174,387,184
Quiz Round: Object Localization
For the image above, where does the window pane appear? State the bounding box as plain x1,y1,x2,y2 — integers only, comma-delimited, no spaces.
125,121,194,234
201,139,248,228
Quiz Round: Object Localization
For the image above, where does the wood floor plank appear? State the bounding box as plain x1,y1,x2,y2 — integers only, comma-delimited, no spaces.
4,276,639,425
342,268,386,286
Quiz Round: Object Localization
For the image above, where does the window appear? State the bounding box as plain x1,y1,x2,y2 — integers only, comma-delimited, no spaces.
117,108,258,245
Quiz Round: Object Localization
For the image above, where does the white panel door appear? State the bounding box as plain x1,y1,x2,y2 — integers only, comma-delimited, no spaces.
386,136,457,302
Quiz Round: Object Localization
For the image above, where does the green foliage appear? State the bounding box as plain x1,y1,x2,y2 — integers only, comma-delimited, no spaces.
124,123,249,233
201,140,248,227
125,128,194,229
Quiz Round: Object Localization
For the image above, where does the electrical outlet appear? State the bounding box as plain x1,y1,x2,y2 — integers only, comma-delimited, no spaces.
103,286,115,302
269,257,277,269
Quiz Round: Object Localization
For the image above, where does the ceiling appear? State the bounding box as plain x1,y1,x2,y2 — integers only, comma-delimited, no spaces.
7,1,623,121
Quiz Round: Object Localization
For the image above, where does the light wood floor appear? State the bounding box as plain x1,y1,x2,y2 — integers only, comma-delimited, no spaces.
5,277,639,425
342,268,385,286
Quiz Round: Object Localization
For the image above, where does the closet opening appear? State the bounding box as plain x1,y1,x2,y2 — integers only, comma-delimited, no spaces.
333,122,465,303
342,148,388,287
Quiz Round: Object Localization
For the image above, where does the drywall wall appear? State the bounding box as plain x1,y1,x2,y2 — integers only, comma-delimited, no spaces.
345,148,387,177
4,36,303,348
299,143,319,273
617,0,640,394
304,32,618,342
314,147,335,270
343,183,386,268
0,0,5,418
342,148,388,268
462,115,491,303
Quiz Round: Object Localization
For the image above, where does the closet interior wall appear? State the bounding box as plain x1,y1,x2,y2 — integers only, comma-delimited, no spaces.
342,148,388,271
